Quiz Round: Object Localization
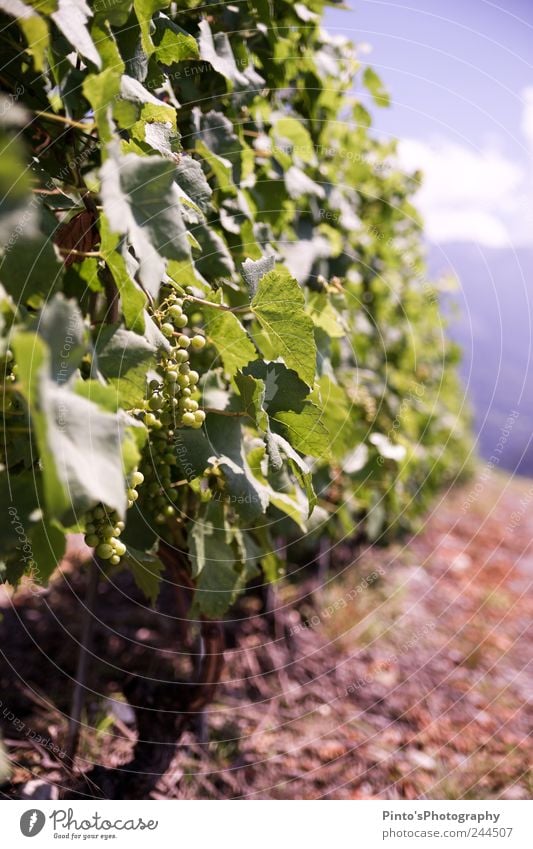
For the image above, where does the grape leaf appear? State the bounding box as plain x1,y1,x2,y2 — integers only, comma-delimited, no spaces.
316,374,363,459
13,331,128,521
189,500,248,617
307,291,345,338
193,219,236,280
1,232,61,301
133,0,170,54
241,255,275,297
363,66,390,108
153,13,199,65
101,146,190,298
234,372,268,431
94,0,131,26
271,402,330,458
83,67,123,142
0,472,41,557
198,19,248,87
271,116,316,166
51,0,101,68
250,268,317,386
125,545,164,604
243,360,309,414
36,293,86,384
94,324,156,408
19,9,49,71
105,251,147,334
174,155,212,214
174,414,269,523
203,306,256,376
29,517,66,584
267,431,316,512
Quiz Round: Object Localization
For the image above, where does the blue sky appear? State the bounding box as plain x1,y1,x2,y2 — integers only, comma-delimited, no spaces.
325,0,533,247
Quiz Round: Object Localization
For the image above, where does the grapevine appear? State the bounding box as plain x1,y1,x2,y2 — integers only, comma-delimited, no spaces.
0,0,471,791
0,0,471,600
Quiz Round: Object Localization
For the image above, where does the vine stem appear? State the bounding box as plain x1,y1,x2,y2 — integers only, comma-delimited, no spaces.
56,248,103,260
183,294,251,314
33,110,95,132
65,229,118,772
203,407,249,418
65,556,100,765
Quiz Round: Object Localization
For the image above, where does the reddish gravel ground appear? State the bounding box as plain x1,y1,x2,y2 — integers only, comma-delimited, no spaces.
1,470,532,799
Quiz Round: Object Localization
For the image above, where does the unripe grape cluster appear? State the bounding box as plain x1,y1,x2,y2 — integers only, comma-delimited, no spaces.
1,349,22,468
83,470,144,564
83,291,208,545
2,349,15,382
137,290,207,529
146,292,206,432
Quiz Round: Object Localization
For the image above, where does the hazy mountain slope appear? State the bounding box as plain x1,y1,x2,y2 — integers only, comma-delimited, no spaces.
428,243,533,475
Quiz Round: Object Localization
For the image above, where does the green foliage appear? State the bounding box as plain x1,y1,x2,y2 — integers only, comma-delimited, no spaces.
0,0,470,614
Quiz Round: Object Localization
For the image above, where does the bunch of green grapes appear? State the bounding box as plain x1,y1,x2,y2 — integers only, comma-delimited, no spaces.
150,292,206,429
1,349,24,468
83,294,208,548
137,291,206,528
83,470,144,563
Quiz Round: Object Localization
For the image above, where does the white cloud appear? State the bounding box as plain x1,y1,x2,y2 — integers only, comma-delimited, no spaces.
397,90,533,248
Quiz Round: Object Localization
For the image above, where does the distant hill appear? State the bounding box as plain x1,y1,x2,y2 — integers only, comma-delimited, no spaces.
428,242,533,476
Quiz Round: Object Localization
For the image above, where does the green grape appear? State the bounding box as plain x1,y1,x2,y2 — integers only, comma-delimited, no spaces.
161,323,174,338
177,334,190,348
191,334,206,351
113,540,126,557
168,305,183,321
96,543,114,560
148,395,163,411
110,554,121,566
182,412,195,426
85,533,100,548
